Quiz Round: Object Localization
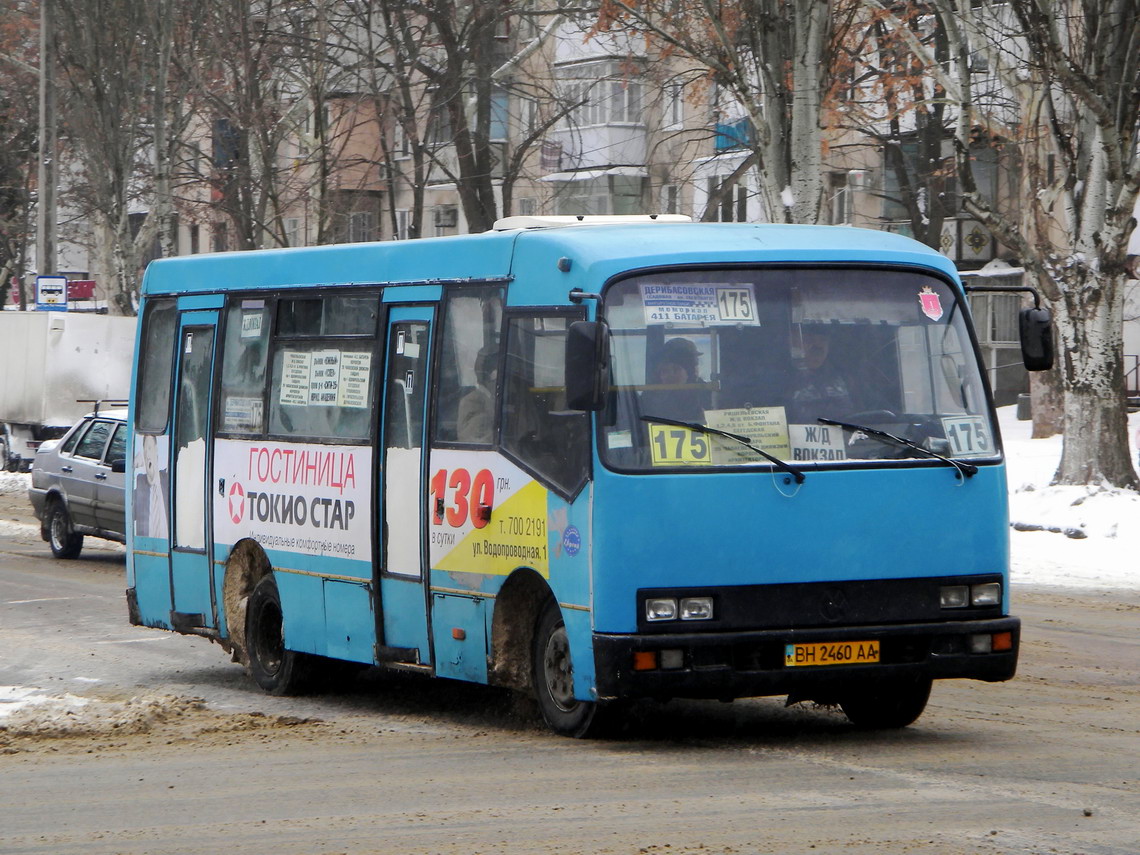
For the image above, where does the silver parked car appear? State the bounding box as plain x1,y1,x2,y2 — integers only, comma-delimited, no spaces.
28,408,128,559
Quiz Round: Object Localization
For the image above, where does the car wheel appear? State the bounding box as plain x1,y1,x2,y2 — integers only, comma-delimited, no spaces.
47,501,84,559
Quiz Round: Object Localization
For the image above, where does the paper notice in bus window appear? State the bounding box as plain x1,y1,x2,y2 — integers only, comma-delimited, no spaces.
279,351,310,407
223,396,264,432
640,283,759,327
241,310,264,339
309,349,341,406
337,352,370,409
787,423,847,462
704,407,790,464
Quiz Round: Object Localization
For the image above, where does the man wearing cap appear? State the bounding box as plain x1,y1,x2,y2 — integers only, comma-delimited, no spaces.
640,337,708,422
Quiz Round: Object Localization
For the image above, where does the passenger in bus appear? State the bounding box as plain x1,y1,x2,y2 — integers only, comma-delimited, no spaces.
785,326,854,424
640,337,709,423
458,345,498,443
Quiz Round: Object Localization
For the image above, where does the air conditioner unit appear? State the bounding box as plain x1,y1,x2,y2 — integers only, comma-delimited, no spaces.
433,207,458,229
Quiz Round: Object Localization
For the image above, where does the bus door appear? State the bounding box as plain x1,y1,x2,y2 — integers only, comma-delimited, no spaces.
377,306,434,666
169,311,219,630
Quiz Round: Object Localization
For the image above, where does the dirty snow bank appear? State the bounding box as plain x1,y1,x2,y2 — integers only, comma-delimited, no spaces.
0,688,205,739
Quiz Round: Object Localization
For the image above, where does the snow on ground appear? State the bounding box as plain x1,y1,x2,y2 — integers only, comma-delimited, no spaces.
0,470,28,496
1004,405,1140,591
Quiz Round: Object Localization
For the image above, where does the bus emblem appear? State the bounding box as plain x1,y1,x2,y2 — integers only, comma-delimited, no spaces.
228,481,246,524
919,287,943,321
562,525,581,557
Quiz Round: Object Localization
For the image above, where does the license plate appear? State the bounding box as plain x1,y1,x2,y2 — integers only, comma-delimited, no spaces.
784,640,880,667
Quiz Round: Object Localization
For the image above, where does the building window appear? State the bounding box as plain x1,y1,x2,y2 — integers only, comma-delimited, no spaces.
189,224,200,254
705,178,748,222
213,221,229,253
829,173,852,224
349,211,376,243
520,97,537,134
662,184,679,215
433,206,458,235
490,87,509,141
608,78,643,123
284,217,301,247
562,62,645,128
517,197,537,216
427,92,453,146
393,120,411,159
395,209,409,241
666,82,684,127
212,117,240,172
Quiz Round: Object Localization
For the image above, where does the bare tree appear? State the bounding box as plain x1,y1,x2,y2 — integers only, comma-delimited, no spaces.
885,0,1140,488
827,2,960,247
51,0,192,315
594,0,834,224
0,2,39,309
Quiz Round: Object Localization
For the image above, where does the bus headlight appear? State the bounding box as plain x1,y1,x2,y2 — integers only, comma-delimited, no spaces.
940,585,969,608
941,582,1001,608
970,582,1002,607
679,597,714,621
645,598,677,621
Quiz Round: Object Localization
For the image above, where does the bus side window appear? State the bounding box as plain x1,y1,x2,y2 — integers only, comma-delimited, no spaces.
266,295,379,442
219,299,270,434
501,313,589,499
434,285,504,444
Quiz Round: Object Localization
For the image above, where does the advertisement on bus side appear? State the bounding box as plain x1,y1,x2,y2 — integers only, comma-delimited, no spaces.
213,438,371,560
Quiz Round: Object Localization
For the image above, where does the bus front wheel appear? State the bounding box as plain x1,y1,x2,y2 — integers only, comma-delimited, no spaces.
839,677,932,729
245,575,313,696
532,600,614,738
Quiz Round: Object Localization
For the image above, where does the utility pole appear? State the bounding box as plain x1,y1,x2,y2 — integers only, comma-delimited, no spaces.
36,0,57,277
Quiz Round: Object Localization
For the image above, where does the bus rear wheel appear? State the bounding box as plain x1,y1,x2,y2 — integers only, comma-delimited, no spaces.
839,677,932,729
532,600,614,738
245,575,313,695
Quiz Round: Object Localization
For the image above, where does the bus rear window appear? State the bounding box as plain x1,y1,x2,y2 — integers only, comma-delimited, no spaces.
136,299,178,433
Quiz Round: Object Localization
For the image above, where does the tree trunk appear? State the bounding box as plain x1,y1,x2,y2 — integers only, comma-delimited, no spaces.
1052,276,1138,488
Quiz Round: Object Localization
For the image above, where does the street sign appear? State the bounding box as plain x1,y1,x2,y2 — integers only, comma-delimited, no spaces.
35,276,68,311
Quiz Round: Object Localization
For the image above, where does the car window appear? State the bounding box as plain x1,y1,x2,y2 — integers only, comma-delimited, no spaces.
74,420,114,461
106,424,127,465
60,425,84,455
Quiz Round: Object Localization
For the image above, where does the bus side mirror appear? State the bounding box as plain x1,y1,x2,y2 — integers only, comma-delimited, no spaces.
1019,306,1054,371
565,320,610,411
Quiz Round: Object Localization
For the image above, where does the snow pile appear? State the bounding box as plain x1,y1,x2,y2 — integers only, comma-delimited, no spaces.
1003,406,1140,590
0,471,28,496
0,687,205,738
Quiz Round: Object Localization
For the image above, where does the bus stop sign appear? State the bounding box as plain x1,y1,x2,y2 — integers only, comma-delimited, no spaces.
35,275,68,311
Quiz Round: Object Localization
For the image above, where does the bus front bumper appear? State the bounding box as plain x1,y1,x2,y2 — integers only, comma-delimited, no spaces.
592,616,1020,702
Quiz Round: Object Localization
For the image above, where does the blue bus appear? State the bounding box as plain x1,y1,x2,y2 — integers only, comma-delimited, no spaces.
125,216,1051,736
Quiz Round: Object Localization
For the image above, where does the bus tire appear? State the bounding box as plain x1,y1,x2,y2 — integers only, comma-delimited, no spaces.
532,599,613,738
245,575,313,696
839,677,932,729
47,501,83,559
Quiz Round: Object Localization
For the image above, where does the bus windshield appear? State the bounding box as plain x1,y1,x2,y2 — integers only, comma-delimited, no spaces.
599,266,996,471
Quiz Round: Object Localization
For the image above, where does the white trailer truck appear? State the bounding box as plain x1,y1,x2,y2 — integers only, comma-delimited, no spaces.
0,312,135,471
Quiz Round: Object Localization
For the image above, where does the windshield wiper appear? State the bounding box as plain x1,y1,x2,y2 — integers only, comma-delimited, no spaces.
640,415,806,484
817,417,978,480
